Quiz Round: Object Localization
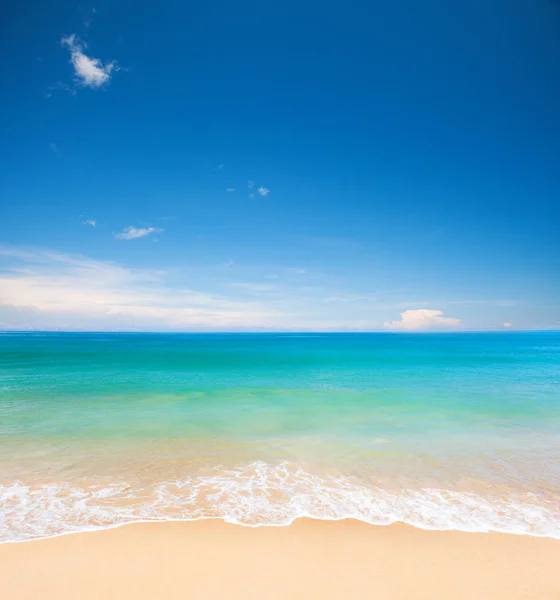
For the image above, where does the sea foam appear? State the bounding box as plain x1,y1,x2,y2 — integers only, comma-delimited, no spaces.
1,462,559,543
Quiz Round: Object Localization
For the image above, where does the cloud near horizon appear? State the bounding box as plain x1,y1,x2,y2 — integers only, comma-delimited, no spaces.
0,246,403,332
61,34,118,88
384,309,461,331
1,247,527,332
0,248,278,330
115,226,162,240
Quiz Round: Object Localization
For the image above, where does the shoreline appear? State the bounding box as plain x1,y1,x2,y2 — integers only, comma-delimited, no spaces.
3,513,560,546
4,460,559,543
2,518,560,599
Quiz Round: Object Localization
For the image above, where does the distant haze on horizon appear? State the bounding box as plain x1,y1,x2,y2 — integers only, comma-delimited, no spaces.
1,1,558,332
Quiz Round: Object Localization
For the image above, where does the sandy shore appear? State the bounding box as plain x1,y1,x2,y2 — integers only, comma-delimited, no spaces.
1,519,560,599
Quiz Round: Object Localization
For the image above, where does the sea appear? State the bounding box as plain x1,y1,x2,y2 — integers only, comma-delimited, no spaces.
1,331,559,542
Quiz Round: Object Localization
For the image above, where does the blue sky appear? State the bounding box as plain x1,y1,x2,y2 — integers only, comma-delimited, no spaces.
1,0,559,331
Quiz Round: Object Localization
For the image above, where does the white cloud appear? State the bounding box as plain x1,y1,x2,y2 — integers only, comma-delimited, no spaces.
248,181,254,189
115,226,162,240
61,34,118,88
3,247,508,333
258,187,270,197
217,164,224,170
82,219,96,227
504,322,512,328
248,193,255,198
385,309,461,331
226,188,236,192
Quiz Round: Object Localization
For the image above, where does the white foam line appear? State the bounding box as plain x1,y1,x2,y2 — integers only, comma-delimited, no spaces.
3,513,560,546
2,461,559,543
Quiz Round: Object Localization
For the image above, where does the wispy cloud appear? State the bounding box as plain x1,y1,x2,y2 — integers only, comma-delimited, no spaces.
447,299,518,307
385,309,461,331
226,188,236,193
61,34,118,89
324,293,377,303
50,142,60,154
3,246,526,332
45,81,77,98
229,282,280,294
82,219,96,227
257,187,270,197
84,7,97,29
0,247,277,330
0,246,397,331
115,226,162,240
285,268,307,276
248,181,254,189
504,322,512,328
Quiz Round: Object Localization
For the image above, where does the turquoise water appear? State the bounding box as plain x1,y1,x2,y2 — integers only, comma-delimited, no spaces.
1,332,559,541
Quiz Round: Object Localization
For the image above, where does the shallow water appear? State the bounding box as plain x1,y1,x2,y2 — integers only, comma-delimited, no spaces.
1,332,559,541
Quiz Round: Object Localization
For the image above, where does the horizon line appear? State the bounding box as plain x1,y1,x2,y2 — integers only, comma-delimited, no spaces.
1,329,558,335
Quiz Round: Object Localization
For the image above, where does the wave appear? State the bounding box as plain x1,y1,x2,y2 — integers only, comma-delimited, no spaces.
1,462,559,543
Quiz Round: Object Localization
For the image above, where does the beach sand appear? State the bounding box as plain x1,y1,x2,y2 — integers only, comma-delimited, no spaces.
1,519,559,599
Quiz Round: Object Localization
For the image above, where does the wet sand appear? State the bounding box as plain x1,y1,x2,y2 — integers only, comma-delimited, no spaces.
1,519,559,599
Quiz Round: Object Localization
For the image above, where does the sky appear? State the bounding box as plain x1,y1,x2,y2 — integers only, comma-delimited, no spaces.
1,0,559,331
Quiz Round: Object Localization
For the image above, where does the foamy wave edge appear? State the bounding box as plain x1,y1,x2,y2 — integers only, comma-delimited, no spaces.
2,461,559,543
